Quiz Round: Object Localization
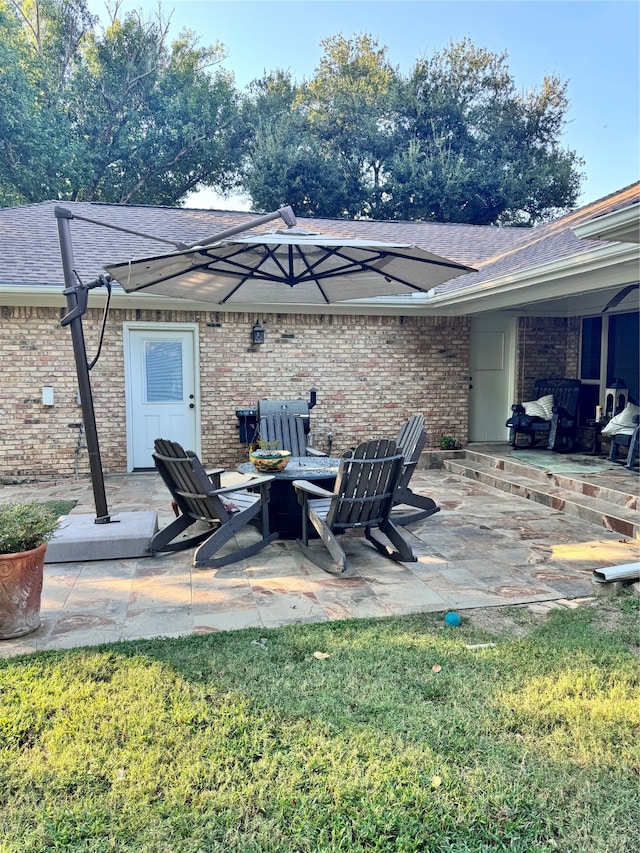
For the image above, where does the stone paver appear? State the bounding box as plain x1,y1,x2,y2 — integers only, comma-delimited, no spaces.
0,466,638,658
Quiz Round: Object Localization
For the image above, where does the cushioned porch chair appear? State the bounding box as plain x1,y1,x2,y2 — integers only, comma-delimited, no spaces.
258,412,326,457
151,438,277,568
607,414,640,470
506,378,581,452
392,414,441,525
293,438,416,575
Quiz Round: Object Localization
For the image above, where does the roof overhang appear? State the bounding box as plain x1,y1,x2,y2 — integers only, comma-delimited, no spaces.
412,241,640,316
0,282,432,317
572,202,640,244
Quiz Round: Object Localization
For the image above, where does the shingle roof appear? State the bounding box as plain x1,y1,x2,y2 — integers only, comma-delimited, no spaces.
435,182,640,294
0,183,637,295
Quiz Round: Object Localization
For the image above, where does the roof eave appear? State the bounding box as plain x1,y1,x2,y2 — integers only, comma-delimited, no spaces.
421,242,640,315
572,203,640,244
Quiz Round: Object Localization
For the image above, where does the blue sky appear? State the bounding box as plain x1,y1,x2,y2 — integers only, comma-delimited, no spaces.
88,0,639,210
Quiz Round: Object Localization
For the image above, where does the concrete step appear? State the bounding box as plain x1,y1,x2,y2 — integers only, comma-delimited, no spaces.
463,449,637,509
443,453,639,540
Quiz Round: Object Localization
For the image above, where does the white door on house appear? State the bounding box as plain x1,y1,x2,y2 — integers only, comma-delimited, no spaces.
124,325,200,469
469,316,516,442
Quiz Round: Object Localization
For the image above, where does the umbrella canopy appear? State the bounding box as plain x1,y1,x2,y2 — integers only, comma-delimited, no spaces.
105,230,475,305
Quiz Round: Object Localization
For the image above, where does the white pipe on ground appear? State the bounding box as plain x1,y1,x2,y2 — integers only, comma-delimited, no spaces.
592,562,640,583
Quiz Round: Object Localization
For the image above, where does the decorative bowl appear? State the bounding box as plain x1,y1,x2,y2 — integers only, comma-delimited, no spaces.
249,450,292,473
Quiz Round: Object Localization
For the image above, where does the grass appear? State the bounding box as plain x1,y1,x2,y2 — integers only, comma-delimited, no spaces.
0,598,638,852
39,499,77,516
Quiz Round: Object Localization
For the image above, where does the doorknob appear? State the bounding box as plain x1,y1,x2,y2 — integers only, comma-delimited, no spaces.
189,403,195,409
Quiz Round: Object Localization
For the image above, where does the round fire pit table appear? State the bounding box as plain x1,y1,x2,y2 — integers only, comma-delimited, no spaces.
238,456,340,539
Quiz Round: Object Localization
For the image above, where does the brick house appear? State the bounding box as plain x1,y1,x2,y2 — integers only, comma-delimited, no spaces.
0,183,637,479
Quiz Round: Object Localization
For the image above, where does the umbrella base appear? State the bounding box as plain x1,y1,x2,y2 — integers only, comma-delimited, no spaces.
45,512,158,563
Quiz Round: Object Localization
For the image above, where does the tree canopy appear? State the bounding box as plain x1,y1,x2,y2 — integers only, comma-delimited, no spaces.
0,0,242,205
241,36,582,225
0,2,583,223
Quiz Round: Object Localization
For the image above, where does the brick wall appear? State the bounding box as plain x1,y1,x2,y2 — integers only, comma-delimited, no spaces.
514,316,580,401
0,306,471,479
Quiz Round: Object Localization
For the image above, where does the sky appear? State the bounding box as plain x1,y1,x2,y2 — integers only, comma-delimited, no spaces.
87,0,640,211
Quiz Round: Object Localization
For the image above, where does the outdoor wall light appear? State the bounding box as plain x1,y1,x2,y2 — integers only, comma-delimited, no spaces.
251,321,266,345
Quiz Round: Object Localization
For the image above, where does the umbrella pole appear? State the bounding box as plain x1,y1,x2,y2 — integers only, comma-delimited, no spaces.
55,207,111,523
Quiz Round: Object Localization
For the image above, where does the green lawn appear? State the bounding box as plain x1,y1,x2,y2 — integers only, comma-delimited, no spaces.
1,598,638,852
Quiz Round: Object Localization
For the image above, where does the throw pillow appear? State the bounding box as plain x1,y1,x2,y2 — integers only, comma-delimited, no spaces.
537,394,555,420
522,400,548,419
616,402,640,425
601,403,640,436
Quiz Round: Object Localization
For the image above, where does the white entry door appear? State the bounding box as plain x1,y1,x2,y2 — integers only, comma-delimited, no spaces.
124,325,200,469
469,316,516,442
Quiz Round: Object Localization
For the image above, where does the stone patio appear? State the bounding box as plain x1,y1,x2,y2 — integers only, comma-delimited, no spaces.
1,453,637,658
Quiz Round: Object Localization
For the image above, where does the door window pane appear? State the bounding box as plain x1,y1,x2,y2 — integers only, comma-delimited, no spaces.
578,384,600,426
580,316,602,380
145,341,183,402
607,311,639,404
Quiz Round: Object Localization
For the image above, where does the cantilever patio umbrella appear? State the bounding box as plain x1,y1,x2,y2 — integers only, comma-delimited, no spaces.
57,204,475,527
104,229,475,305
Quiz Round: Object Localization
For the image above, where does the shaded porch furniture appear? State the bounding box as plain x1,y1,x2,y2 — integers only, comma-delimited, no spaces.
392,414,441,525
258,412,326,457
151,438,277,568
293,439,416,575
608,415,640,470
506,379,581,452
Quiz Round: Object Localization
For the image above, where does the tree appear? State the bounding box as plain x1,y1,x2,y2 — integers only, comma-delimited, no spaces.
302,34,403,218
240,70,348,217
387,40,582,224
241,35,403,218
239,36,583,225
0,0,243,206
0,0,84,204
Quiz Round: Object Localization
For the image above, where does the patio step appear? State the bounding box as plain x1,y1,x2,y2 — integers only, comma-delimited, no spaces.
443,451,640,540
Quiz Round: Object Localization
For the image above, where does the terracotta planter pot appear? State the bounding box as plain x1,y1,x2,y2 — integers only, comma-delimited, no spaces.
0,542,46,639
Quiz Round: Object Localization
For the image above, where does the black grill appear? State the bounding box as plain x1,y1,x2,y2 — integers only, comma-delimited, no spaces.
236,389,317,444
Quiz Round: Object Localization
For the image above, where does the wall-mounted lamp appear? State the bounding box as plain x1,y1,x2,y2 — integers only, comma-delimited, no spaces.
251,321,266,345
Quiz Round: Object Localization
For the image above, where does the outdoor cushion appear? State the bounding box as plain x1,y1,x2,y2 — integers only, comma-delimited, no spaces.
537,394,555,420
522,400,548,419
602,403,640,436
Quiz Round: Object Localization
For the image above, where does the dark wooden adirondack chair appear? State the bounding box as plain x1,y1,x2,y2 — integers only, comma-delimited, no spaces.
293,439,416,575
151,438,277,568
506,379,581,451
258,412,326,456
392,415,440,525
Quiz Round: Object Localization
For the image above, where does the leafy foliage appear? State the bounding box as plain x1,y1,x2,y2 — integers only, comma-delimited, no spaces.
0,5,583,222
242,36,583,224
0,500,60,553
0,0,242,205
